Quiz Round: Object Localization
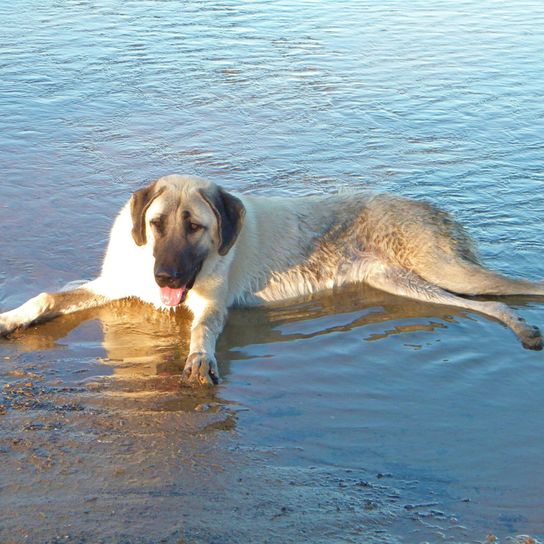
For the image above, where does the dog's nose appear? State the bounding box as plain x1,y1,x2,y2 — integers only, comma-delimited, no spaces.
154,270,183,288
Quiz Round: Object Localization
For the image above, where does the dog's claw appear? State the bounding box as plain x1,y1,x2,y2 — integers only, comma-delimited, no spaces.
182,352,220,386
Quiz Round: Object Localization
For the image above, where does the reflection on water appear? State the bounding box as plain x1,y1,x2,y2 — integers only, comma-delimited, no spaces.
8,283,501,381
1,0,544,541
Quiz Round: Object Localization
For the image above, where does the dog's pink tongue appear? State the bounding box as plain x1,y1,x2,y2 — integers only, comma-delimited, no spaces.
160,286,184,307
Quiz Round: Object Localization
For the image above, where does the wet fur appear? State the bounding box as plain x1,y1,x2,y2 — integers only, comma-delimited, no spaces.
1,174,543,385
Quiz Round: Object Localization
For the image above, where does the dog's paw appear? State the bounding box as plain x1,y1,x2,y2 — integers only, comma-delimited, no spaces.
519,323,543,351
182,352,220,386
512,314,543,350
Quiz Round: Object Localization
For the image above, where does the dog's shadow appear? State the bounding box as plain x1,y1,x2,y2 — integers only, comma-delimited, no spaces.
4,284,538,383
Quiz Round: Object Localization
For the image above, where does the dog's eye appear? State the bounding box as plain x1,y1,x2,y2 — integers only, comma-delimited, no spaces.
149,218,163,231
188,222,203,233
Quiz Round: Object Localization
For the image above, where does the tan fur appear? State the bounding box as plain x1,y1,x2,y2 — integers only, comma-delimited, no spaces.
1,174,543,386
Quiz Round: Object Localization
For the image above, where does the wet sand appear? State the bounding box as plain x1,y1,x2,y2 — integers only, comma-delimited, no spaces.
0,375,409,544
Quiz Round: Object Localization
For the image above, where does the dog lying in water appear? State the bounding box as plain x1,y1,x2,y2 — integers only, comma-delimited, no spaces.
1,174,542,385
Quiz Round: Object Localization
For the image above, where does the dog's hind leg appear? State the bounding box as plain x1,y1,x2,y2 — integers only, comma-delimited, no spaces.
363,261,542,350
0,281,110,337
419,257,544,297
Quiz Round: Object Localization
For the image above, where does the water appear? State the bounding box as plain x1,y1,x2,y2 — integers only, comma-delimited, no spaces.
1,1,543,542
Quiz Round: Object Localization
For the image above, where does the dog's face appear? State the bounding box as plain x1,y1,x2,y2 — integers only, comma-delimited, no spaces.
130,175,245,306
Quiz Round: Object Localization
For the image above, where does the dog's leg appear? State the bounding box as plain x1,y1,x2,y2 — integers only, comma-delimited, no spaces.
182,294,227,386
363,261,542,350
420,258,544,297
0,282,110,337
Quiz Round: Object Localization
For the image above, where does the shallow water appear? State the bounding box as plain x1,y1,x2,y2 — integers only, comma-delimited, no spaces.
1,1,544,542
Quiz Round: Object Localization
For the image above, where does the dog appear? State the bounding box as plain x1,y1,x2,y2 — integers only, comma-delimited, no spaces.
1,174,542,385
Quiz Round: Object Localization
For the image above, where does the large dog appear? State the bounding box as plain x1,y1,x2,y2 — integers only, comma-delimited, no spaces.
1,174,543,385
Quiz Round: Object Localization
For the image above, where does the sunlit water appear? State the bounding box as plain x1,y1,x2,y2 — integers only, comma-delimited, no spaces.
1,1,543,542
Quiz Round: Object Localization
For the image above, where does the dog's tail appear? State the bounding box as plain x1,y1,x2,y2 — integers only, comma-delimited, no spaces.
419,256,544,297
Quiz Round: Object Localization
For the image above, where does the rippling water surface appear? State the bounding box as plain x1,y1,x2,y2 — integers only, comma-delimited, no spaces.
1,1,543,542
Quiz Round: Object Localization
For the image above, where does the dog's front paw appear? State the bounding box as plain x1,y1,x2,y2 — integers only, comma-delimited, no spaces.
182,352,220,386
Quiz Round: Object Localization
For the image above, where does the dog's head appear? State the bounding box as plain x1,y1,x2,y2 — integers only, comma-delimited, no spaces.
130,175,245,306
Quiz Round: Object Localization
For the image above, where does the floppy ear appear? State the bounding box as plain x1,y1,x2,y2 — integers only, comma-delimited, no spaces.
130,182,165,246
199,186,246,256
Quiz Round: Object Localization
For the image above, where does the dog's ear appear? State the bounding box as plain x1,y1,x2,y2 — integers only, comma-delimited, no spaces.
199,186,246,256
130,182,165,246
